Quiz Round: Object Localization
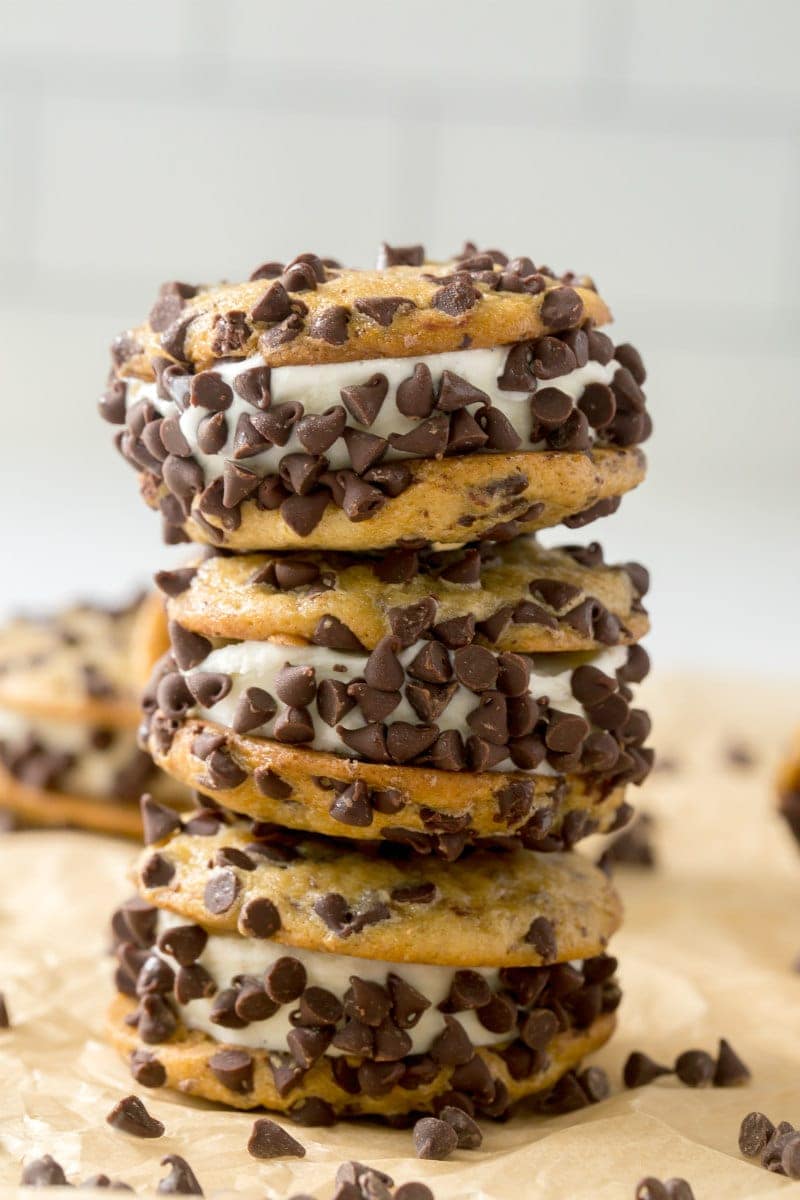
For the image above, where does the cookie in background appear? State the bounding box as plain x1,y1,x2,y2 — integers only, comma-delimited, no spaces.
0,592,188,836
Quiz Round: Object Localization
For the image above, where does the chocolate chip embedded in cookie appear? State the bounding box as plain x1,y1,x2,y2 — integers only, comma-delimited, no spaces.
129,816,621,964
103,247,649,550
162,538,649,654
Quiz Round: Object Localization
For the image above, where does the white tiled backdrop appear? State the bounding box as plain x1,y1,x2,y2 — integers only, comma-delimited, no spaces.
1,0,798,675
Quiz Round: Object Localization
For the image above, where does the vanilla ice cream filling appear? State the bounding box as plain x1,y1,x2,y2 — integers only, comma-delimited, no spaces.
0,707,143,798
126,345,620,478
182,642,628,774
154,910,584,1056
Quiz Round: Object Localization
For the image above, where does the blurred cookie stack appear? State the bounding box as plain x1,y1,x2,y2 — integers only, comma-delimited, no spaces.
101,243,653,1122
0,594,183,836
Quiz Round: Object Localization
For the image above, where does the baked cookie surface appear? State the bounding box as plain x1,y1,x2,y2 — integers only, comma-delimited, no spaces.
132,815,622,966
160,538,649,654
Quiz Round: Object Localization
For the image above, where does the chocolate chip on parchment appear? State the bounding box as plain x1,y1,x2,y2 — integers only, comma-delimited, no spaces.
394,1183,434,1200
675,1049,715,1087
413,1115,458,1160
623,1051,672,1088
157,1155,203,1196
713,1038,751,1087
238,897,281,938
635,1180,695,1200
247,1117,305,1159
106,1094,165,1138
20,1156,70,1187
739,1110,775,1157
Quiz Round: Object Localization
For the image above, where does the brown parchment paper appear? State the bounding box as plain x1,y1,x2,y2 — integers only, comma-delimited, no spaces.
1,673,799,1200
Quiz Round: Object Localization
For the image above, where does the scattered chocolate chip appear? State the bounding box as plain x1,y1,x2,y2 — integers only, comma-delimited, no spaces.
106,1094,164,1138
247,1117,305,1159
739,1111,775,1157
623,1051,672,1088
440,1104,483,1149
20,1156,69,1187
713,1038,750,1087
675,1049,715,1087
239,897,281,938
413,1115,458,1160
157,1155,203,1196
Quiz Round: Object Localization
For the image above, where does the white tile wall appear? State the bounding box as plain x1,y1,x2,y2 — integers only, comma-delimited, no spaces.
1,0,798,677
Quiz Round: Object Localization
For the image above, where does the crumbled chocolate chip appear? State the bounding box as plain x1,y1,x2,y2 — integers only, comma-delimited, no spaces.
713,1038,751,1087
675,1049,715,1087
238,897,281,938
106,1094,164,1138
413,1115,458,1160
157,1155,203,1196
20,1155,69,1187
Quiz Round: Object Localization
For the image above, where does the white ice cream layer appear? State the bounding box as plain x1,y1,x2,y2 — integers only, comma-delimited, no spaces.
155,910,547,1055
183,642,628,774
126,345,619,478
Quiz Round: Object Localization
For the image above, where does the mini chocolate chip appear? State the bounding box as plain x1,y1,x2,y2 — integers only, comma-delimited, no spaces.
275,663,317,707
675,1049,715,1087
157,1155,203,1196
377,242,424,267
251,281,293,323
287,1025,332,1068
341,374,388,427
130,1049,166,1088
203,869,240,915
413,1116,458,1160
355,295,415,326
453,644,497,692
713,1038,751,1087
396,363,436,418
239,897,281,938
265,956,306,1003
388,413,449,458
140,795,182,846
337,722,390,762
309,305,350,344
206,745,248,788
154,567,197,597
106,1094,165,1138
623,1051,672,1088
525,916,557,962
540,286,583,330
140,854,175,888
296,405,347,454
437,371,490,412
312,615,366,652
251,769,292,801
440,1104,483,1149
316,678,354,726
208,1048,254,1095
157,924,207,966
280,490,330,536
430,1015,474,1066
343,427,387,474
448,970,492,1011
168,621,211,671
20,1156,69,1187
274,705,315,743
229,686,275,734
248,1117,305,1159
739,1111,776,1157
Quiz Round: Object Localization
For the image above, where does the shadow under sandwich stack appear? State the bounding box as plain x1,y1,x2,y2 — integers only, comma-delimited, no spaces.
102,242,653,1121
0,593,184,836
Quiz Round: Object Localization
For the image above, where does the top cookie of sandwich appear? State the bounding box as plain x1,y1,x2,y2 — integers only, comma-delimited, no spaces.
111,245,610,377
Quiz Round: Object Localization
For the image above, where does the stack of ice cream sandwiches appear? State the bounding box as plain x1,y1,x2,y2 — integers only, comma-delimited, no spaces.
102,242,653,1122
